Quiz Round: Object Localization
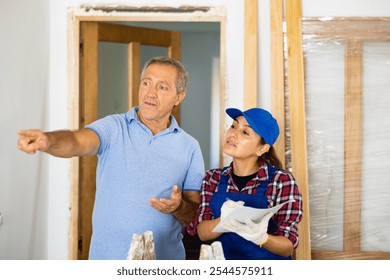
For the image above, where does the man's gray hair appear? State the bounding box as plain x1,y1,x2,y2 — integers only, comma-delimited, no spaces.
141,56,189,94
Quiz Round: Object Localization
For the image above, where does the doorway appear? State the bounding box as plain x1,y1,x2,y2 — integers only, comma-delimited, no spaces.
68,7,226,260
98,21,221,171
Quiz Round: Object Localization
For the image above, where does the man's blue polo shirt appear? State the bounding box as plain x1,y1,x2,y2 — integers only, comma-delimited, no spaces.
85,107,205,259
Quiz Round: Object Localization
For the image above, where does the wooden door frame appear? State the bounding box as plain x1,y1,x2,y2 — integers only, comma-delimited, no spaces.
67,6,228,260
78,22,182,260
300,17,390,260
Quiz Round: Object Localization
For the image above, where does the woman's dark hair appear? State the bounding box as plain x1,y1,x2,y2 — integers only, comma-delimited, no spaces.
258,137,283,169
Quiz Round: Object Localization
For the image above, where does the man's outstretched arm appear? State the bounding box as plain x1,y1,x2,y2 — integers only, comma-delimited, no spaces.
17,128,100,158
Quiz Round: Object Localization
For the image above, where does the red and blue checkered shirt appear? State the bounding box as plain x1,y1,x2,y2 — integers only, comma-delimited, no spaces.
187,161,303,248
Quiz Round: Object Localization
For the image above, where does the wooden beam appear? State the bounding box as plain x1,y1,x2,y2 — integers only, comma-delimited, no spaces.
302,18,390,41
79,22,99,260
244,0,258,109
168,31,182,124
80,22,99,125
270,0,286,167
98,22,174,46
285,0,312,260
219,19,227,167
81,5,211,13
312,250,390,260
344,39,363,254
67,11,80,260
128,42,140,110
167,31,181,60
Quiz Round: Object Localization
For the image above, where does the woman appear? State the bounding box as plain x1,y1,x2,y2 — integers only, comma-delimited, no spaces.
187,107,303,260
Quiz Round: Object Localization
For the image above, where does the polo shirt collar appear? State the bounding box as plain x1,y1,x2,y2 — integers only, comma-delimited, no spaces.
125,106,179,133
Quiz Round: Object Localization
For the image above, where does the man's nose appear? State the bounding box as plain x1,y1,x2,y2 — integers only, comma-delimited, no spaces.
146,85,158,96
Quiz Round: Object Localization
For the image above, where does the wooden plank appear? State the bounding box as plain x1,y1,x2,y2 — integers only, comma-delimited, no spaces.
302,19,390,41
80,22,99,125
312,250,390,260
344,40,363,254
244,0,258,109
79,22,99,260
128,42,140,110
270,0,286,167
167,31,181,60
71,6,225,24
285,0,312,260
219,19,227,167
67,11,80,260
81,5,211,13
168,31,182,124
98,22,174,46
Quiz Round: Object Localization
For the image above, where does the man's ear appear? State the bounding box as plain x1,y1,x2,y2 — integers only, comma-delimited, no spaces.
175,91,186,106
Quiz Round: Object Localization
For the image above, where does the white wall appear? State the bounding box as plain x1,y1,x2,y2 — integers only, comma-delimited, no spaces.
0,0,50,259
1,0,389,259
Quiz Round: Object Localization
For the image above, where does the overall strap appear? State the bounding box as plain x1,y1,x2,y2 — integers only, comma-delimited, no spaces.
218,166,230,192
266,163,280,179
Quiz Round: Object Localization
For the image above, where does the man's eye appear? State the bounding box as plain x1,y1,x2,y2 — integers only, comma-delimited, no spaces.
159,85,168,91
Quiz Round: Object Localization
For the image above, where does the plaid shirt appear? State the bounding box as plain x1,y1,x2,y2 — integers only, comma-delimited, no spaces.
187,162,303,248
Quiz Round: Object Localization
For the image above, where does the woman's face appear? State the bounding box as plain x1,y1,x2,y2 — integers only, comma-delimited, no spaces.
223,115,263,160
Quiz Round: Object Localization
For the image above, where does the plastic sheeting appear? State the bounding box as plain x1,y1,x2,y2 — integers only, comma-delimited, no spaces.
300,19,390,255
360,41,390,252
304,39,345,251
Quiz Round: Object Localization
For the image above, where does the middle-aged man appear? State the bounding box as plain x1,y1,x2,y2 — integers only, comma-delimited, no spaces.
17,56,205,260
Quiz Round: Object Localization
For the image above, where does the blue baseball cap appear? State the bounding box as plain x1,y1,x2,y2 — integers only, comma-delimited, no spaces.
226,107,280,145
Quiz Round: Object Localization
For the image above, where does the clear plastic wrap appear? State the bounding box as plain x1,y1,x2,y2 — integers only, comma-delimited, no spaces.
304,38,346,251
360,41,390,252
294,18,390,258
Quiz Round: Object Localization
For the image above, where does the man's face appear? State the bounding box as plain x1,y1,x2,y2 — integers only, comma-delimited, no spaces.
138,63,185,124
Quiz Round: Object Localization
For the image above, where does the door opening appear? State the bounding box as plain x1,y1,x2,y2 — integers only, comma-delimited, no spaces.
68,7,226,260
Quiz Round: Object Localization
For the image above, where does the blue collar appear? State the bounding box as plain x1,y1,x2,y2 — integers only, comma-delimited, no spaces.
125,106,180,133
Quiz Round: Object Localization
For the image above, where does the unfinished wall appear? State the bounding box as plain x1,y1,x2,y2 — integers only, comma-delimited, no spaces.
49,0,244,259
1,0,390,259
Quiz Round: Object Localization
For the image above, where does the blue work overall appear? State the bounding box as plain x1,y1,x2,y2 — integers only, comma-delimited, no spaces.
210,165,292,260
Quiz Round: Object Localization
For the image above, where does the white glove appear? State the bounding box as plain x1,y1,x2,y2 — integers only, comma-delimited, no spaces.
220,200,245,221
222,212,274,246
